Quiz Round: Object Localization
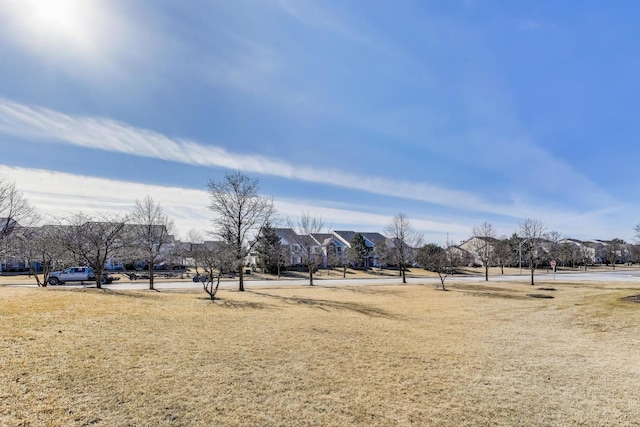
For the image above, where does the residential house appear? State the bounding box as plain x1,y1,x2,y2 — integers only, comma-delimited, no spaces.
331,231,387,267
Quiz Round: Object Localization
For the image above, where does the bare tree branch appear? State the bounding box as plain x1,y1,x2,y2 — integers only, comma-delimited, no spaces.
207,171,276,291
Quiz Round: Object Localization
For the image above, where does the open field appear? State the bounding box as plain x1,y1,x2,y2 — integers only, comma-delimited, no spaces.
2,279,640,426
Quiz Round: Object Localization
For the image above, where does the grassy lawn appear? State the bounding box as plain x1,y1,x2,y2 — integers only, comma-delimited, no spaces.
2,279,640,426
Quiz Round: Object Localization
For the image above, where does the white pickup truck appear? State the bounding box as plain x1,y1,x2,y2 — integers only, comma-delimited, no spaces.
47,267,115,286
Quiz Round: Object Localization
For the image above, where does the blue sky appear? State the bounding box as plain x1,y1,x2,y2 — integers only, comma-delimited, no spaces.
1,0,639,244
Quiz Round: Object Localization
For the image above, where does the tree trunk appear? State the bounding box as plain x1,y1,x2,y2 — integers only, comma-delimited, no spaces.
149,265,155,290
485,265,489,281
401,265,406,284
309,264,314,286
238,265,244,291
530,267,535,285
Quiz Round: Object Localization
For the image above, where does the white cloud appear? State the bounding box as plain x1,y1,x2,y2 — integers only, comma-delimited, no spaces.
0,98,524,218
0,98,632,241
1,164,634,244
0,165,474,242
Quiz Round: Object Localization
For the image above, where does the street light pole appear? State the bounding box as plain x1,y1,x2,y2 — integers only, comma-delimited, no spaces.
519,239,529,275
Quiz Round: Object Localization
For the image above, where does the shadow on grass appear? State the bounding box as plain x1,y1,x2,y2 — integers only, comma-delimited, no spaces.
60,288,162,300
248,291,399,319
622,295,640,304
451,283,530,300
322,285,406,297
196,296,273,310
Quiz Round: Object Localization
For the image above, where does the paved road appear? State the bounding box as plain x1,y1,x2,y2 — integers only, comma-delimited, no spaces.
96,269,640,291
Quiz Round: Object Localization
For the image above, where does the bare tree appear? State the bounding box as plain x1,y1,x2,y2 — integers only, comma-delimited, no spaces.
493,236,510,274
287,212,324,286
184,229,205,277
57,212,129,289
558,241,579,268
579,243,592,271
207,171,276,292
417,240,462,291
470,222,497,281
605,238,625,270
129,196,177,290
384,213,423,284
333,246,352,278
200,241,235,300
325,244,341,277
0,180,38,271
0,179,38,240
547,231,562,271
519,218,547,286
13,224,66,287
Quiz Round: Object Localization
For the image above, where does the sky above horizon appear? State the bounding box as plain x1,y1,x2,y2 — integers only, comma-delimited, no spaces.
1,0,639,244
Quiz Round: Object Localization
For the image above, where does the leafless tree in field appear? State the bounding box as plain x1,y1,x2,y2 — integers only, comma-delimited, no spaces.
288,212,324,286
605,238,625,270
558,241,579,268
130,196,177,290
579,243,592,271
14,224,66,287
57,212,129,289
207,171,276,292
519,218,547,285
470,222,497,281
547,230,562,271
185,229,206,277
385,213,423,284
493,236,511,274
0,179,37,240
417,239,462,291
200,241,235,300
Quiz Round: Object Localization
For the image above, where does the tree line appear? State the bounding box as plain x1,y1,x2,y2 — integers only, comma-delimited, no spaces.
1,172,638,296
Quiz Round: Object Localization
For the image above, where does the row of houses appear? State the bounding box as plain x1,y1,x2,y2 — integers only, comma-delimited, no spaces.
459,236,637,267
1,216,637,272
246,229,388,269
251,230,637,271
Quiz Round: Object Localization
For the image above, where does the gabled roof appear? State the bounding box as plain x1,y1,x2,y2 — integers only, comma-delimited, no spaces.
460,236,502,246
273,228,302,246
360,232,386,245
333,231,356,246
310,233,334,246
333,231,385,248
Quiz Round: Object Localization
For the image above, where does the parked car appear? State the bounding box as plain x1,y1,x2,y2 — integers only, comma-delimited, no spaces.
48,267,117,286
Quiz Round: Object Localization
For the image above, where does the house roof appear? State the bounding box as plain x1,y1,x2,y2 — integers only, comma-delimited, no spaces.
360,232,386,245
333,231,356,245
333,231,386,248
273,228,302,245
310,233,334,246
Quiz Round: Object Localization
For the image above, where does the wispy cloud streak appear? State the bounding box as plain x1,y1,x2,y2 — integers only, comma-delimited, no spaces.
0,98,520,217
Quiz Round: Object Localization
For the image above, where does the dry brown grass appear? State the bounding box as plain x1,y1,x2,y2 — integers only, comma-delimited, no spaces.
2,279,640,426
